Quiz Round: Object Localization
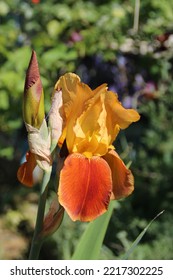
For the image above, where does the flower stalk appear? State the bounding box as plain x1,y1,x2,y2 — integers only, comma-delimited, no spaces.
28,170,51,260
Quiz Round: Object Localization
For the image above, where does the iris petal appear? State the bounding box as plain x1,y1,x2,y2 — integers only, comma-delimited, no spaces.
103,150,134,199
58,153,112,221
105,90,140,144
17,151,37,187
55,74,140,158
55,73,94,152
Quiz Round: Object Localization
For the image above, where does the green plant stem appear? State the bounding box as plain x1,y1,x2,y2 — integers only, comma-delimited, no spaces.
133,0,140,34
28,170,51,260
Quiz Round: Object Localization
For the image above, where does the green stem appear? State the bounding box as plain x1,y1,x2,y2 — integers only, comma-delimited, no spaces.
133,0,140,34
28,171,51,260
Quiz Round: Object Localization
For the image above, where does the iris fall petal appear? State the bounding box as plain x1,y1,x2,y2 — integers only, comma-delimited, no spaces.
17,151,37,187
58,153,112,221
103,150,134,200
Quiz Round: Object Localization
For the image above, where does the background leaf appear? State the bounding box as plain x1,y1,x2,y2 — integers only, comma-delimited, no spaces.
122,210,165,260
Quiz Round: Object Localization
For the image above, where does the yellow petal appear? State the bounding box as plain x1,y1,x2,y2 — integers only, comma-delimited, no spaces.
105,90,140,143
54,73,94,152
54,73,92,120
54,73,140,158
72,90,109,156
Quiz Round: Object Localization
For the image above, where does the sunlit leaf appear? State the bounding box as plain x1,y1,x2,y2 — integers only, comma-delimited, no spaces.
71,201,116,260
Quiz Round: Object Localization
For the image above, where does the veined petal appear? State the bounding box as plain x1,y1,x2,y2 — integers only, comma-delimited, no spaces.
103,150,134,200
72,91,109,156
54,73,140,157
54,73,94,152
54,73,93,120
105,90,140,143
17,151,37,187
72,132,99,158
93,83,108,95
58,153,112,222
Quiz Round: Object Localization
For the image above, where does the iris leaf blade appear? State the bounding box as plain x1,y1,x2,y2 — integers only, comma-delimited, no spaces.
71,201,116,260
122,210,165,260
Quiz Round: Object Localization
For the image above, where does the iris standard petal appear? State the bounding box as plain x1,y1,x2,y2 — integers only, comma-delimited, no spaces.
58,153,112,222
72,91,109,157
17,151,37,187
103,150,134,199
55,74,140,157
54,73,94,152
105,90,140,144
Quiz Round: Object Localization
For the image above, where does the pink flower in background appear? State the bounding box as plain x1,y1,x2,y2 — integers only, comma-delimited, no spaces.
32,0,40,4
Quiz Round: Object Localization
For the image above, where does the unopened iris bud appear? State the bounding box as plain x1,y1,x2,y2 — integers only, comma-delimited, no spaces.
40,197,64,238
23,50,45,129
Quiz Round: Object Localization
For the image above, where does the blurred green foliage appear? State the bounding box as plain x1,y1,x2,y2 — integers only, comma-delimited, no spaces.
0,0,173,259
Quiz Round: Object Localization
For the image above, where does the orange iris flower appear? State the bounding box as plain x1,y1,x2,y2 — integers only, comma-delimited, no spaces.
54,73,140,222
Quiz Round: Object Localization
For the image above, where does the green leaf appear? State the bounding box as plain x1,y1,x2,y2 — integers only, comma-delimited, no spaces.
0,90,9,110
122,210,165,260
71,201,116,260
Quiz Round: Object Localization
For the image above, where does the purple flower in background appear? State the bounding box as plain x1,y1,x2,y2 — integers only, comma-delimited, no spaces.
117,55,127,68
109,85,118,93
122,96,134,109
134,74,145,92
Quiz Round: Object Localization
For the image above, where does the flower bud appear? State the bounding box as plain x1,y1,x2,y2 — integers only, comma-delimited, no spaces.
40,197,64,238
23,50,45,129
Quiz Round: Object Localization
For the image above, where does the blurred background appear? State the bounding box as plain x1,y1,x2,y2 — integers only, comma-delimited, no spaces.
0,0,173,259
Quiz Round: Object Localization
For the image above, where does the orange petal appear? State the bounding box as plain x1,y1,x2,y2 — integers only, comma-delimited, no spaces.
58,153,112,222
17,151,37,187
103,150,134,200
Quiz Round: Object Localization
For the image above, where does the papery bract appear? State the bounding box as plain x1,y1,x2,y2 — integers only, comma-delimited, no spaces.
49,90,63,151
